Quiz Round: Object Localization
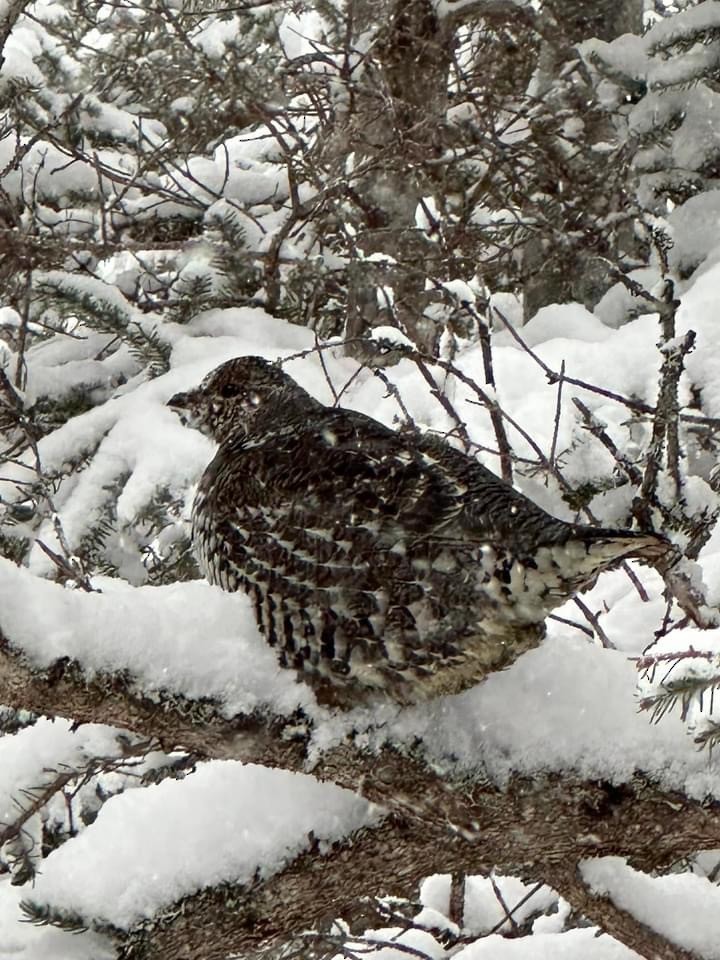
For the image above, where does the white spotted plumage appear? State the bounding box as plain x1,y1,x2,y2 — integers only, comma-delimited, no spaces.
168,356,674,708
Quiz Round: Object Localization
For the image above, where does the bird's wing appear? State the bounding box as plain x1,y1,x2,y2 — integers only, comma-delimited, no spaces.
209,410,462,548
412,432,573,548
195,411,473,661
206,408,571,554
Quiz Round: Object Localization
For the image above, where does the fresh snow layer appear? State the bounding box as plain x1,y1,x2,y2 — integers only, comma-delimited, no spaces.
461,875,557,936
345,923,638,960
388,620,720,798
582,857,720,960
452,929,639,959
0,558,309,716
349,926,447,960
492,302,614,348
4,4,720,955
5,208,720,957
0,878,113,960
29,760,373,929
1,553,718,798
3,283,720,955
0,719,121,832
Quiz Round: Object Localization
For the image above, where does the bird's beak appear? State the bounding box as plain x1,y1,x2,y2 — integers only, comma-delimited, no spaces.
168,390,188,408
167,391,190,426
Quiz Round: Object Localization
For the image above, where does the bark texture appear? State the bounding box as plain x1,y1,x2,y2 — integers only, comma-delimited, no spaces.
522,0,644,320
339,0,453,353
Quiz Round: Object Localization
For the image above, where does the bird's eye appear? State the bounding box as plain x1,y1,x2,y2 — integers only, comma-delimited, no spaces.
219,383,241,399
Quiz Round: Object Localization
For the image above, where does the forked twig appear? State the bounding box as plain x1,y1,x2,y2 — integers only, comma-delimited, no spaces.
573,597,613,649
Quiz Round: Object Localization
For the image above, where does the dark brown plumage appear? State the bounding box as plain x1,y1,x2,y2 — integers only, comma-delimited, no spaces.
168,356,671,708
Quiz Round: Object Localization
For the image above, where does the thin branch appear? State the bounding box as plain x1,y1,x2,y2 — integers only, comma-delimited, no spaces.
549,359,565,469
473,303,513,482
411,355,472,451
548,612,595,639
573,596,614,649
572,397,643,487
622,561,650,603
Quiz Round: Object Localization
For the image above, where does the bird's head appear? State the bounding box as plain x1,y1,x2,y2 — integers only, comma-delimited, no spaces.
167,355,310,443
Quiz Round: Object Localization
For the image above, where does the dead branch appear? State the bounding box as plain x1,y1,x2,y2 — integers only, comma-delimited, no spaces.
411,354,473,451
635,300,694,530
459,298,514,482
573,596,613,648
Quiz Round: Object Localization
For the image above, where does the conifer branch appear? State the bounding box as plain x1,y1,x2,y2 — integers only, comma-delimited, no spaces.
0,624,717,960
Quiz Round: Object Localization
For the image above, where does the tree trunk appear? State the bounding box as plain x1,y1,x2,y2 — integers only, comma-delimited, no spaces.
522,0,643,322
339,0,452,355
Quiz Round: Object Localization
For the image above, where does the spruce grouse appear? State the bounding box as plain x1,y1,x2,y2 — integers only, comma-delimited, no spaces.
168,356,671,708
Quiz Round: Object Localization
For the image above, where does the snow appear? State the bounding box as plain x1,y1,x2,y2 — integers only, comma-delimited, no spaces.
462,875,557,935
648,42,720,90
279,11,328,60
0,559,308,716
433,0,532,19
492,302,614,349
646,1,720,51
387,622,720,797
4,2,720,955
3,550,711,799
369,325,415,349
339,922,638,960
442,278,480,304
581,35,649,85
4,279,720,953
347,926,447,960
459,312,663,487
419,873,453,914
581,857,720,959
0,879,113,959
453,929,638,959
0,720,122,864
26,760,372,929
677,261,720,418
193,15,241,58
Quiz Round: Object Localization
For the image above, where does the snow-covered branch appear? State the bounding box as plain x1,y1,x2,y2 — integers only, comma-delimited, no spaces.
0,609,719,958
114,759,720,960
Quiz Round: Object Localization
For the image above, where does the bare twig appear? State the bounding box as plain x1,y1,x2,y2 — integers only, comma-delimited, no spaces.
486,880,546,936
635,306,693,530
34,539,96,593
572,397,643,487
411,355,472,451
489,306,720,430
573,596,614,649
372,368,417,428
474,304,513,482
549,359,565,469
547,612,595,638
621,561,651,603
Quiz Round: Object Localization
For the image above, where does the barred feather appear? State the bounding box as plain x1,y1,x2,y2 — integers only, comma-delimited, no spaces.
168,356,672,708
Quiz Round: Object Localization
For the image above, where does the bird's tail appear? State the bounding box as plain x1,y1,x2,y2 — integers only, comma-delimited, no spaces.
542,528,676,596
576,528,675,565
